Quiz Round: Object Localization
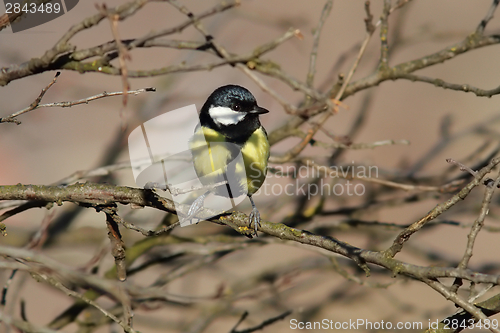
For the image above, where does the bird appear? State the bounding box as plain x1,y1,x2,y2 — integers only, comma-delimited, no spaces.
186,85,270,235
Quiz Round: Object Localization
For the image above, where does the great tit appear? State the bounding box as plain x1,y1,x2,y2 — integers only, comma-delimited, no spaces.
187,85,270,235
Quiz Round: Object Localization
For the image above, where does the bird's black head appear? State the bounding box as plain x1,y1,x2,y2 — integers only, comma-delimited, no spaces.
200,85,268,143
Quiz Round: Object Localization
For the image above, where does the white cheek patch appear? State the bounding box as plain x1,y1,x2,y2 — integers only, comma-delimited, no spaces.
209,106,245,126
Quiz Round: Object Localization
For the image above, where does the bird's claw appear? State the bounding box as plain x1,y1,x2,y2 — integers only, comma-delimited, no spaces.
249,207,261,236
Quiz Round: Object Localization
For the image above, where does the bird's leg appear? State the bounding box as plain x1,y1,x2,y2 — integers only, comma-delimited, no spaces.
248,196,261,236
182,191,210,225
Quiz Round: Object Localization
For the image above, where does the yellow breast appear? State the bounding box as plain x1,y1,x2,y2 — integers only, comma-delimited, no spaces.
190,126,269,197
241,127,269,195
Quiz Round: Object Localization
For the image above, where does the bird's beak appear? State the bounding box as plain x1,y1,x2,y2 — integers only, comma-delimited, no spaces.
250,106,269,115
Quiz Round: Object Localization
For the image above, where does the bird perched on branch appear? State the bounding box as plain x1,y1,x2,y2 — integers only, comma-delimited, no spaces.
187,85,270,235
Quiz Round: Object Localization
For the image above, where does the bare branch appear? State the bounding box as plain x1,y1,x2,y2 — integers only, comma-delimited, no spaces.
306,0,333,88
0,311,61,333
424,279,500,333
103,207,127,281
384,157,500,258
0,72,60,124
364,1,375,33
34,272,137,333
96,3,132,107
230,310,293,333
477,0,500,34
450,168,500,294
397,73,500,97
0,0,240,86
378,0,391,69
0,86,155,124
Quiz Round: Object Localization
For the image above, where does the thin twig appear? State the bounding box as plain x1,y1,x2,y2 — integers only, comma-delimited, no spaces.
230,310,293,333
306,0,333,88
0,87,155,124
297,158,442,192
447,158,478,176
384,157,500,258
103,208,127,281
407,114,500,178
476,0,500,34
96,3,132,107
0,0,239,86
424,279,500,333
0,311,61,333
364,1,375,33
276,0,388,165
34,272,137,333
378,0,391,69
168,0,303,112
115,214,180,237
0,72,60,124
291,129,410,149
450,168,500,294
1,269,17,306
398,73,500,97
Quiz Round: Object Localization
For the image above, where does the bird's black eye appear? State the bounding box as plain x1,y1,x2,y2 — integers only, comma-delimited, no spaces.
232,104,241,111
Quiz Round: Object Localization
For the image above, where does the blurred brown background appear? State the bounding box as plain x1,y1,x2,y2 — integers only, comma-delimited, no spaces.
1,0,500,332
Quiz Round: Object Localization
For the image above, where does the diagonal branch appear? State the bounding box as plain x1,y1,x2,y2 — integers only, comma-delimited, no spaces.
384,157,500,258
